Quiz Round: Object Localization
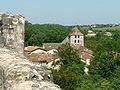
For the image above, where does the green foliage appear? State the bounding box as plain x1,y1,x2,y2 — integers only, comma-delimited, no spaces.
57,43,81,64
52,68,78,90
25,21,72,46
52,44,84,90
25,21,120,89
90,54,117,79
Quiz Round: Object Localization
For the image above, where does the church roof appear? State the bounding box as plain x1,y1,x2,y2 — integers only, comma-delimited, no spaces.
69,26,83,36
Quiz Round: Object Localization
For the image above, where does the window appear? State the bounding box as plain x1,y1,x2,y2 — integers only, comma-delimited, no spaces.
78,35,80,38
74,40,76,43
78,40,79,43
75,35,77,38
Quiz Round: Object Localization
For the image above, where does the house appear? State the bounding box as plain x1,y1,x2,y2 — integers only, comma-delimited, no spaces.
62,26,92,63
43,43,60,55
86,30,96,37
24,46,47,56
29,53,53,66
24,45,59,66
62,26,84,46
75,45,93,66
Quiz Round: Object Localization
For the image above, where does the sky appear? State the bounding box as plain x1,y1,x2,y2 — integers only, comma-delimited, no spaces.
0,0,120,25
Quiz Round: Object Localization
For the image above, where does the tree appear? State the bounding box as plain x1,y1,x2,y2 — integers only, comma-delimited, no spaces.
52,43,84,90
57,43,81,64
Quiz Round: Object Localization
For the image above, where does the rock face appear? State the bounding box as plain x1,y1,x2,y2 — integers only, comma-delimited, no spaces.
0,13,61,90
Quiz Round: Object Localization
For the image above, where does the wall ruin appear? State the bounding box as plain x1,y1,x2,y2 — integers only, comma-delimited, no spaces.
0,12,25,54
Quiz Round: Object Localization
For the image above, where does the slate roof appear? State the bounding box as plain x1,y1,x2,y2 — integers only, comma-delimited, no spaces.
69,26,83,36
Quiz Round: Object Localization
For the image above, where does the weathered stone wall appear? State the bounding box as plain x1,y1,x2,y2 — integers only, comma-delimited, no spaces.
0,12,24,54
0,13,61,90
0,48,61,90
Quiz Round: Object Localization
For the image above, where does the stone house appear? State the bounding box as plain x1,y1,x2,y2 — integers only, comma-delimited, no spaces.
24,45,58,67
24,46,47,55
62,26,84,46
43,43,60,55
29,53,53,66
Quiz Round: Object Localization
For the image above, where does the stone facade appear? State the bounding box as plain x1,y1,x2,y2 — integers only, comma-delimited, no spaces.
0,48,61,90
0,13,61,90
0,12,25,54
62,26,84,46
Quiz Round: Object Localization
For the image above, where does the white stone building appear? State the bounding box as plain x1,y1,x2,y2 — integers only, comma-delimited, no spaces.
62,26,84,46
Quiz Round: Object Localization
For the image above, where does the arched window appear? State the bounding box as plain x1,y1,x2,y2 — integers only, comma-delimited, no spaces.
78,40,80,43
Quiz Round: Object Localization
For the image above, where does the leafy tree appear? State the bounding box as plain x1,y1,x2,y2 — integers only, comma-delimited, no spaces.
52,44,84,90
57,43,81,64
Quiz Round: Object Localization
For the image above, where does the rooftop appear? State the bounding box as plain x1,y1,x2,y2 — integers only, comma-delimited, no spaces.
69,26,83,36
43,43,61,51
29,53,53,62
24,46,43,52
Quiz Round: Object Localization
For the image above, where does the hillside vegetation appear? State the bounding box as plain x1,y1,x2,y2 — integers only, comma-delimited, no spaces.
25,21,120,46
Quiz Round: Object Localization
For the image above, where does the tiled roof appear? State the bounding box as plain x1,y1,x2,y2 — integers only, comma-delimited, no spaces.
24,46,44,52
29,53,53,62
69,26,83,36
43,43,61,51
74,45,93,60
75,45,85,52
81,51,92,60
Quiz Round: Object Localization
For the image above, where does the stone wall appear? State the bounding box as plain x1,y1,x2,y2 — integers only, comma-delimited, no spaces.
0,13,61,90
0,48,61,90
0,12,24,54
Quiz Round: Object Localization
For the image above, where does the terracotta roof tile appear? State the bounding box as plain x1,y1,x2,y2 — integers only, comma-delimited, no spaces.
43,43,61,51
29,53,53,62
81,51,92,60
69,26,83,36
74,45,93,60
24,46,45,52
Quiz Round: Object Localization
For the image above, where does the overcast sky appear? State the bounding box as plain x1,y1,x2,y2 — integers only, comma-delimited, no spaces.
1,0,120,25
